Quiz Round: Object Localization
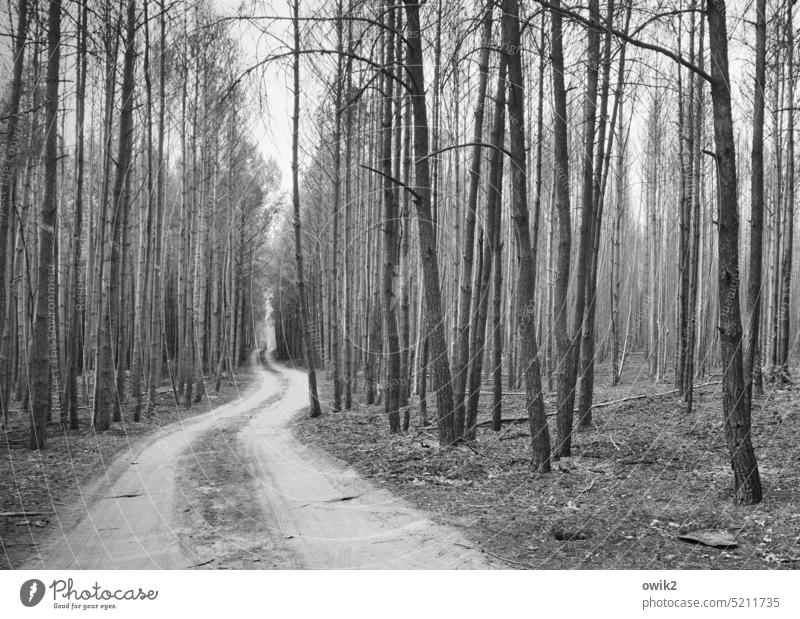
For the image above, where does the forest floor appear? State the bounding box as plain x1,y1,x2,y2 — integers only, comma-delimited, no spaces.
294,353,800,569
0,369,256,569
8,353,497,570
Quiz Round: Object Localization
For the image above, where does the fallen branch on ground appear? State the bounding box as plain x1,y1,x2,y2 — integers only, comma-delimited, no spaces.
476,381,723,428
499,432,529,441
453,541,537,569
0,511,52,518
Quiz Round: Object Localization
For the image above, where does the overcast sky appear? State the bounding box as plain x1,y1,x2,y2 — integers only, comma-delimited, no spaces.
0,0,791,212
212,0,333,193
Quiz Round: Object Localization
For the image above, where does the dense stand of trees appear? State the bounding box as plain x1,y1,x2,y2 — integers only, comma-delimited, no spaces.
270,0,800,506
2,0,798,507
0,1,275,446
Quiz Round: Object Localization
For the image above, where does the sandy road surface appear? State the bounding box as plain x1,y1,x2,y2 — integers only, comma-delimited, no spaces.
24,353,494,569
23,355,278,570
240,357,493,568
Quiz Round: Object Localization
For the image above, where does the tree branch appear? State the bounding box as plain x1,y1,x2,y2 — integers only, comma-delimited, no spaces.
529,0,713,83
359,164,420,200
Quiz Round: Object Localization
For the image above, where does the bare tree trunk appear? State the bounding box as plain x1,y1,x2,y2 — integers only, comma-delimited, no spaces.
769,18,784,371
676,10,692,395
105,0,136,425
647,90,662,380
402,0,456,446
577,0,622,427
0,0,29,424
183,49,200,408
177,15,189,399
381,2,401,432
706,0,762,505
93,2,122,431
685,10,704,411
399,30,412,417
526,9,547,403
65,0,87,430
491,213,503,430
343,49,354,410
501,0,551,471
147,0,167,415
745,0,766,403
552,0,575,458
192,141,207,404
465,58,506,439
329,0,345,412
132,0,153,421
453,3,492,439
778,1,794,374
610,119,625,387
292,0,322,418
29,0,61,449
563,0,599,443
115,147,133,421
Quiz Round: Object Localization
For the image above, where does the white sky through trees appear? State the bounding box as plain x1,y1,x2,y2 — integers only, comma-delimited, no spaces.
0,0,788,224
210,0,770,229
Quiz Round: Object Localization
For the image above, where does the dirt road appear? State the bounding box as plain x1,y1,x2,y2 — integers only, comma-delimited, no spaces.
25,354,493,569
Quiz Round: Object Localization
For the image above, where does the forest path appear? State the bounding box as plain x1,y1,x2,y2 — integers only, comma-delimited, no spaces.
237,356,494,569
23,352,276,569
24,353,493,569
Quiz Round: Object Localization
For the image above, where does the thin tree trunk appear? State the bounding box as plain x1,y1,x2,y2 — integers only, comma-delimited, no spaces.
676,8,692,395
453,3,492,439
399,29,412,417
343,46,354,410
491,215,503,430
381,2,401,432
465,58,506,440
132,0,153,421
502,0,551,471
402,0,456,446
778,1,794,373
706,0,762,505
0,0,29,424
65,0,87,430
552,0,575,458
685,11,704,411
292,0,322,418
329,0,345,412
745,0,766,403
648,91,661,380
577,0,621,427
29,0,61,449
95,0,136,428
610,118,624,387
147,0,167,415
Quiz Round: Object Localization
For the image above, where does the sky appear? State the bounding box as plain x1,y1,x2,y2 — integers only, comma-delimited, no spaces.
206,0,780,215
0,0,793,209
211,0,333,193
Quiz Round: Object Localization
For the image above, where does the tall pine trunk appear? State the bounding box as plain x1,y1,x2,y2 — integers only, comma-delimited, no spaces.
465,58,506,440
402,0,456,446
29,0,61,449
745,0,766,402
66,0,87,429
502,0,551,471
1,0,30,424
292,0,322,418
706,0,762,505
381,3,402,432
551,0,574,458
453,3,492,439
778,2,794,373
147,0,167,415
